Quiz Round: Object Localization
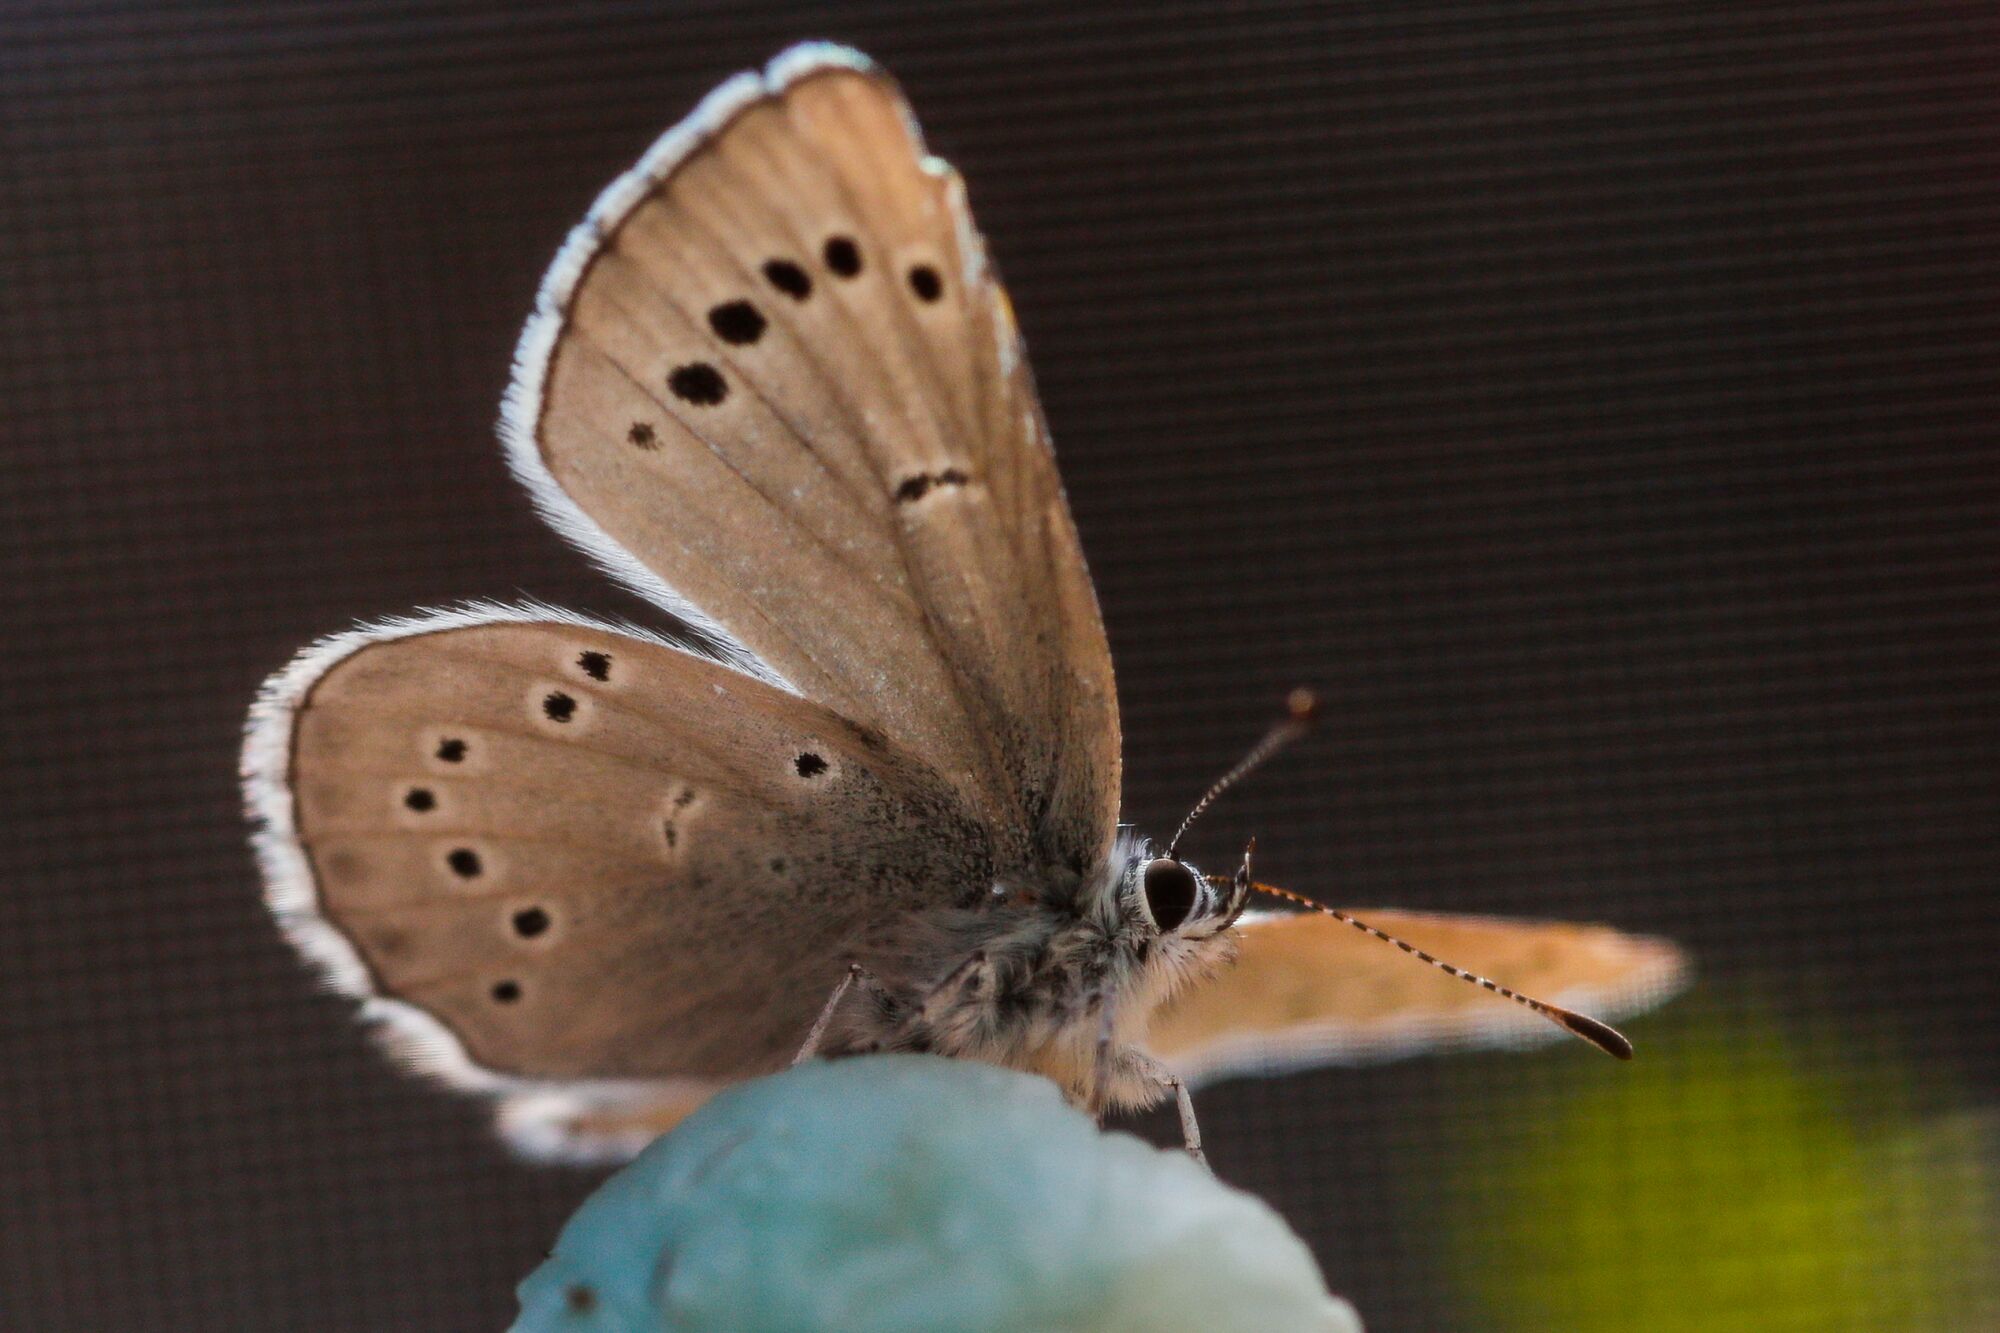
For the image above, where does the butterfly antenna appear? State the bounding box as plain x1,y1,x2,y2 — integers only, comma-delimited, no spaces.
1241,880,1635,1059
1166,688,1320,860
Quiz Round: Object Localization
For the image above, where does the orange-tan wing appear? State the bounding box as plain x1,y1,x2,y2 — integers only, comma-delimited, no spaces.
1145,909,1689,1084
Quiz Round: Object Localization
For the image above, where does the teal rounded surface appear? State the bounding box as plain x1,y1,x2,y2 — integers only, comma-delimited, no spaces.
513,1055,1360,1332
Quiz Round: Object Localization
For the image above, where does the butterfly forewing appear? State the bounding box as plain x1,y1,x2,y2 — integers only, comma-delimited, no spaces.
271,613,992,1083
506,48,1119,888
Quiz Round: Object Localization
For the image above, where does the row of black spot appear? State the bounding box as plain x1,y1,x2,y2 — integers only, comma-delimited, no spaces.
645,235,947,422
402,649,820,1010
425,839,546,1005
411,648,612,1005
439,848,546,1006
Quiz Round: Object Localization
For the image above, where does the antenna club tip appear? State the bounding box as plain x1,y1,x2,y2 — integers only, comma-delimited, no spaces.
1285,687,1321,725
1558,1010,1636,1060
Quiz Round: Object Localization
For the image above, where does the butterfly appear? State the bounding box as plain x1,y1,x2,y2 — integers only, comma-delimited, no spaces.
243,43,1686,1164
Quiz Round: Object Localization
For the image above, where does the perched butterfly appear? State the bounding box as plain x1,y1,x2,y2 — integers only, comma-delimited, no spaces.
243,43,1686,1163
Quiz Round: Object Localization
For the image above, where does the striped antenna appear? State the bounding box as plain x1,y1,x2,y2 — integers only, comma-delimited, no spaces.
1229,878,1635,1059
1166,688,1320,860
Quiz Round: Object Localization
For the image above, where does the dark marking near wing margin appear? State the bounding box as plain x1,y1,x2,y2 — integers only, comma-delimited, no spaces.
893,468,971,503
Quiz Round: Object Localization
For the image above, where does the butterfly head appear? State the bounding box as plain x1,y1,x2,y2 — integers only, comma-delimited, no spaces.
1116,688,1319,941
1116,839,1247,942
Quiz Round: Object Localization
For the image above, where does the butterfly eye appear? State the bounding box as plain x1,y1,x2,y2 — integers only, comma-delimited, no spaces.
1141,857,1200,933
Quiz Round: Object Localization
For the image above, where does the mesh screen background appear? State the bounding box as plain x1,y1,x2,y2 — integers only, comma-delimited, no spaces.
5,3,1997,1329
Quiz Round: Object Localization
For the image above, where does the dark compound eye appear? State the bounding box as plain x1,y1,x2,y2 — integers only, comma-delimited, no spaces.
1142,858,1200,933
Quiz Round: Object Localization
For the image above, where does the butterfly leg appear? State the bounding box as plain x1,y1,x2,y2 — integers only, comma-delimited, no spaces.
1130,1052,1207,1168
1089,982,1121,1117
793,963,888,1065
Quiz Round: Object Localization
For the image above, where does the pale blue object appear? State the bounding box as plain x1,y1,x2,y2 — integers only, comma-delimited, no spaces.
513,1055,1361,1332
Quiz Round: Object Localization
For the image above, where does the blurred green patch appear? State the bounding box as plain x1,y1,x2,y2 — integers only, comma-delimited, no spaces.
1419,993,1997,1331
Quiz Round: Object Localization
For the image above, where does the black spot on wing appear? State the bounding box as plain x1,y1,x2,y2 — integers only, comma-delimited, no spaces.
627,421,657,448
763,258,812,300
542,691,577,723
823,236,862,277
794,752,828,778
576,650,611,682
707,300,766,345
435,738,467,762
907,264,943,302
667,363,727,406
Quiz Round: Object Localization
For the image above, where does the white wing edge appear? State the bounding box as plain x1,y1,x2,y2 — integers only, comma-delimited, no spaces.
495,1084,721,1167
1163,911,1694,1089
497,41,896,697
240,598,717,1161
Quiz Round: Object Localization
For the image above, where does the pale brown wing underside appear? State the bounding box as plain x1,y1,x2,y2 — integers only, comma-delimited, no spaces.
1144,909,1690,1084
501,45,1118,890
250,609,991,1091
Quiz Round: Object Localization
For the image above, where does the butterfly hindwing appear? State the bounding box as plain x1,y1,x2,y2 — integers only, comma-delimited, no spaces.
503,45,1119,891
247,609,993,1090
1143,909,1689,1084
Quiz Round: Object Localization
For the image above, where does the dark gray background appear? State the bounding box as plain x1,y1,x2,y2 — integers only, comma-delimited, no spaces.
4,3,1996,1328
